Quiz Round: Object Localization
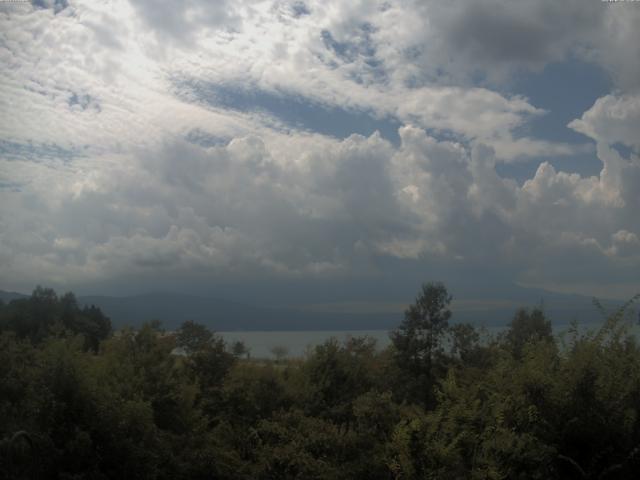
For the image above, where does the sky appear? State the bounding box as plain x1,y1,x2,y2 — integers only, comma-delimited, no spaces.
0,0,639,312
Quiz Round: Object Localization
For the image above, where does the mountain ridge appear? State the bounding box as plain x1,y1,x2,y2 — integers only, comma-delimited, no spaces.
2,286,632,331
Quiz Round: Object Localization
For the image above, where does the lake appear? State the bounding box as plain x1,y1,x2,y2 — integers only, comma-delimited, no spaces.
219,321,637,358
219,330,391,358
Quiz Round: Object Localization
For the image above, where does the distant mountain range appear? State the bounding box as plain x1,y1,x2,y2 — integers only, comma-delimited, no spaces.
0,287,631,331
0,290,27,303
77,292,398,331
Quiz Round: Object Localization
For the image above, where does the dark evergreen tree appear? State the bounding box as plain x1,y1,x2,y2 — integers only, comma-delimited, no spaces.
390,282,452,406
504,307,553,359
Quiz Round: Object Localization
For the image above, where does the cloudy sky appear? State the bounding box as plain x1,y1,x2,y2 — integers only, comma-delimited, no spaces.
1,0,639,310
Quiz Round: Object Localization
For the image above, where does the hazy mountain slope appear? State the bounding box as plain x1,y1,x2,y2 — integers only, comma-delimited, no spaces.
0,290,28,303
1,287,631,331
78,293,398,331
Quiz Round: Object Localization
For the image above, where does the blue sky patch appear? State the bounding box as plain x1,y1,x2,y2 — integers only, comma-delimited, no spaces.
0,140,79,163
177,80,402,144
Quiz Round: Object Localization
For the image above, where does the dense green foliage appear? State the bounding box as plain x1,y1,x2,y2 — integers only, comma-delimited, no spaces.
1,284,639,479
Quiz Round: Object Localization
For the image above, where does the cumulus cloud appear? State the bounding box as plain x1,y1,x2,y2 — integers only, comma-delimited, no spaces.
569,94,640,150
3,119,638,296
1,0,639,300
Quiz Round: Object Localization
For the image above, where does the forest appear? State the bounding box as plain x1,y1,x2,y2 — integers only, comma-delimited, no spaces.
1,284,639,479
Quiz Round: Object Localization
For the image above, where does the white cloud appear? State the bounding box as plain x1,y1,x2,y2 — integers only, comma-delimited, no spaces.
1,0,617,156
1,0,639,299
606,230,640,258
569,94,640,150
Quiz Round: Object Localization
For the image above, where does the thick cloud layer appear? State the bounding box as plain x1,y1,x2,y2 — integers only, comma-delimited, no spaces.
1,0,639,300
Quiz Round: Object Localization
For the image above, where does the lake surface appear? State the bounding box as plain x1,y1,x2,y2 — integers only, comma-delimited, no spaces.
219,330,392,358
219,321,638,358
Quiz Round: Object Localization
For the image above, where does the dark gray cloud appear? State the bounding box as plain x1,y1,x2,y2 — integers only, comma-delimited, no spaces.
381,0,639,90
444,1,601,66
